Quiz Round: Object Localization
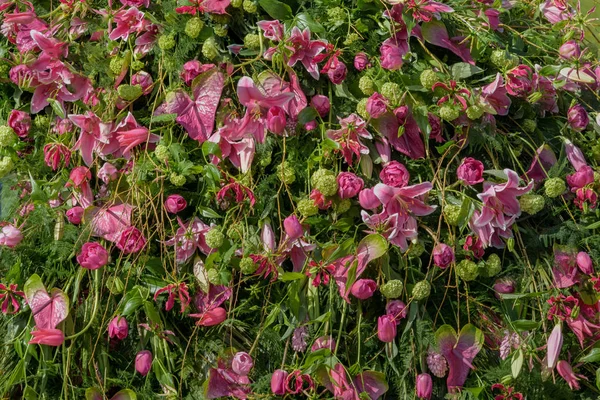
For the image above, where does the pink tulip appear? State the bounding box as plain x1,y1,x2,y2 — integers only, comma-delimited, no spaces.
457,157,484,185
77,242,109,269
164,194,187,214
232,352,253,376
546,323,563,370
567,104,589,132
135,350,153,376
337,172,364,199
576,252,593,274
266,106,286,135
0,225,23,248
310,95,330,118
350,279,377,300
283,215,303,241
416,373,433,399
433,243,454,269
29,328,65,346
271,369,288,395
66,207,84,224
377,314,397,342
559,40,581,60
108,316,128,340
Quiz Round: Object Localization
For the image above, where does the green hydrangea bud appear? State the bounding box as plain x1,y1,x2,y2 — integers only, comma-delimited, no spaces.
185,17,204,38
312,169,338,196
109,57,124,75
298,198,319,217
356,98,369,119
334,198,351,214
34,115,49,128
544,177,566,198
358,76,375,95
456,259,479,282
479,253,502,278
240,257,257,274
0,156,14,178
231,0,242,7
466,105,484,120
207,268,221,284
519,194,545,215
0,64,9,78
158,34,176,51
327,6,346,24
202,37,219,60
380,280,403,299
163,58,177,72
243,0,257,13
0,126,17,147
277,161,296,184
170,173,186,187
380,82,401,105
420,69,438,89
131,60,145,71
155,144,169,162
205,228,224,248
407,241,425,258
117,84,143,101
490,49,519,69
343,33,360,46
439,106,460,121
227,225,243,240
244,33,261,49
214,24,229,38
522,119,537,133
443,204,461,226
412,280,431,300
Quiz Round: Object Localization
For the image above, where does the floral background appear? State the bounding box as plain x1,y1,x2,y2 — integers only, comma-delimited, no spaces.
0,0,600,399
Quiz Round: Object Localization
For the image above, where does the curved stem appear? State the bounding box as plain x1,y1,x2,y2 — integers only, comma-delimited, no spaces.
65,269,100,341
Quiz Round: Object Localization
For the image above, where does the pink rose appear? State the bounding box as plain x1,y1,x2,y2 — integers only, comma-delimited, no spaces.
354,52,371,71
351,279,377,299
366,92,388,119
457,157,484,185
433,243,454,269
7,110,31,137
567,165,594,191
66,206,85,224
165,194,187,214
428,113,444,143
0,225,23,248
380,161,410,188
77,242,109,269
567,104,589,132
116,226,146,254
310,95,330,118
386,300,407,323
493,278,515,297
506,65,533,98
232,352,253,376
337,172,364,199
327,61,347,84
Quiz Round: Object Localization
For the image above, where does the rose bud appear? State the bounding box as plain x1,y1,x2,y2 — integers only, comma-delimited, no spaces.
271,369,288,395
232,351,253,376
337,172,364,199
310,95,330,118
457,157,484,185
165,194,187,214
77,242,109,270
433,243,454,269
108,316,128,340
350,279,377,300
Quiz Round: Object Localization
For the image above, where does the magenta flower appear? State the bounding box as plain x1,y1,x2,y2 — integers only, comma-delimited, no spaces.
8,110,31,137
366,92,388,119
351,279,377,299
175,0,231,15
576,251,593,274
318,363,389,400
77,242,109,269
416,373,433,400
566,165,594,191
154,282,191,313
457,157,484,185
404,0,454,22
43,143,70,171
286,27,327,79
165,194,187,214
131,71,153,95
66,207,84,224
189,284,231,326
380,161,410,188
0,224,23,248
180,60,214,86
362,210,419,251
271,369,288,395
556,361,585,390
165,217,212,263
109,7,148,41
108,316,129,340
337,172,364,199
311,335,336,352
479,73,511,116
326,114,372,165
135,350,153,376
354,52,371,71
565,140,588,172
0,283,24,314
567,104,589,131
559,40,581,60
69,111,115,166
310,95,330,117
112,112,159,158
120,0,150,8
217,179,256,207
372,181,436,217
29,328,65,346
546,323,563,370
377,314,397,342
116,226,146,254
66,166,94,208
386,300,408,322
539,0,572,23
421,20,473,65
433,243,454,269
266,106,286,135
326,59,347,84
380,32,409,70
506,65,533,97
257,20,284,41
493,278,515,297
232,352,253,376
98,162,118,184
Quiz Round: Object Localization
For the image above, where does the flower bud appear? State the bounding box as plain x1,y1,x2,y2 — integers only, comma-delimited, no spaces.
135,350,153,376
267,106,286,135
271,369,288,395
377,314,397,343
232,351,253,376
416,373,433,400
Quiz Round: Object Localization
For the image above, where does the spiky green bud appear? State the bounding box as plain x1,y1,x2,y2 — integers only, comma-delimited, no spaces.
412,280,431,300
214,24,228,38
380,82,401,105
480,253,502,278
244,33,261,49
522,119,537,133
544,177,566,198
240,257,257,274
466,105,484,120
327,7,346,24
117,84,143,101
334,198,351,214
456,259,479,282
0,156,14,178
380,280,403,299
170,173,186,187
202,37,219,60
207,268,221,284
109,58,124,75
439,106,460,121
158,34,176,51
356,98,369,119
277,161,296,185
407,241,425,258
155,144,169,162
298,198,319,217
242,0,257,13
443,204,461,226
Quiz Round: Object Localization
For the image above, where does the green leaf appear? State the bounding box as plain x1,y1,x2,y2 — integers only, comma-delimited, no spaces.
111,389,137,400
258,0,293,20
280,272,306,282
197,205,222,219
457,197,474,228
596,367,600,390
47,98,66,119
356,234,388,265
297,107,319,125
296,13,325,34
512,319,541,331
511,348,524,378
29,172,47,203
451,63,484,80
324,238,355,262
344,259,359,292
334,83,357,101
150,113,178,123
585,220,600,230
580,348,600,363
85,388,103,400
144,301,161,324
202,141,221,158
121,286,147,316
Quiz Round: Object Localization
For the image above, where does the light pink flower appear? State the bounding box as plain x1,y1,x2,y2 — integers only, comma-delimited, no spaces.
0,224,23,248
165,217,212,263
113,112,160,158
135,350,152,375
546,323,562,370
77,242,109,269
286,27,327,79
98,162,118,184
479,73,511,116
257,20,284,41
69,111,115,166
326,114,372,165
109,7,148,41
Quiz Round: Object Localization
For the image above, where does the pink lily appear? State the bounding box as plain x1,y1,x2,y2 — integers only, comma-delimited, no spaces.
165,217,213,264
564,139,588,171
539,0,572,23
286,27,328,79
109,7,148,41
326,114,372,165
175,0,231,15
217,179,256,208
190,284,231,326
69,111,115,166
257,20,284,41
361,210,418,251
154,282,191,313
421,20,474,65
30,30,68,59
0,283,25,314
556,361,586,390
372,182,436,217
209,126,255,173
479,74,511,116
404,0,454,22
112,112,160,158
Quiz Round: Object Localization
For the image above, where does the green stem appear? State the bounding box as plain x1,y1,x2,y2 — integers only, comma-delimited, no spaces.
65,269,100,341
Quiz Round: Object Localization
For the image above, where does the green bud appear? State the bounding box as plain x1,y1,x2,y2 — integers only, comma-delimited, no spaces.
244,33,261,50
420,69,438,89
109,57,124,75
312,169,338,196
443,204,461,226
466,105,484,120
544,177,566,198
298,198,319,217
158,34,176,51
480,253,502,278
456,259,479,281
356,98,369,119
277,161,296,185
358,76,375,96
412,280,431,300
439,106,460,121
202,37,219,60
242,0,257,13
205,228,224,249
240,257,257,274
519,194,545,215
117,84,143,101
380,82,401,106
170,173,186,187
185,17,204,39
0,126,17,147
380,280,403,299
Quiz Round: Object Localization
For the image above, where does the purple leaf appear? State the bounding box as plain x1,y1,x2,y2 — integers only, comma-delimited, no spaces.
353,371,389,399
24,274,69,330
436,323,484,391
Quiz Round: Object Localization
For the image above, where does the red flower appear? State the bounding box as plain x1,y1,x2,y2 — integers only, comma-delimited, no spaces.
0,283,24,314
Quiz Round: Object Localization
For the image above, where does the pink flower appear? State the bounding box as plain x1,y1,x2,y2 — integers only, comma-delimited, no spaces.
98,162,118,184
576,251,593,274
479,73,511,116
351,279,377,299
69,111,114,166
326,114,372,165
180,60,214,86
566,165,594,191
257,20,284,41
377,314,397,342
29,328,65,346
271,369,288,395
109,7,148,41
505,65,533,98
405,0,454,22
575,187,598,209
354,52,371,71
359,188,381,210
232,352,253,376
560,40,581,60
113,112,160,158
433,243,454,269
311,335,336,352
135,350,153,376
539,0,572,23
154,282,191,313
372,182,436,217
366,92,388,119
556,360,584,390
116,226,146,254
165,194,187,214
546,323,563,370
0,283,24,314
380,161,410,188
217,180,256,208
175,0,231,15
283,215,303,241
457,157,484,185
165,217,212,263
386,300,408,322
131,71,153,95
285,370,314,394
0,225,23,248
66,207,84,224
286,27,327,79
564,140,587,171
337,172,364,199
380,33,408,70
8,110,31,137
120,0,150,8
43,143,71,171
66,166,94,208
108,316,128,340
416,373,433,400
194,306,227,326
310,95,330,118
493,278,515,296
567,104,589,131
266,106,286,135
77,242,109,269
327,60,347,84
